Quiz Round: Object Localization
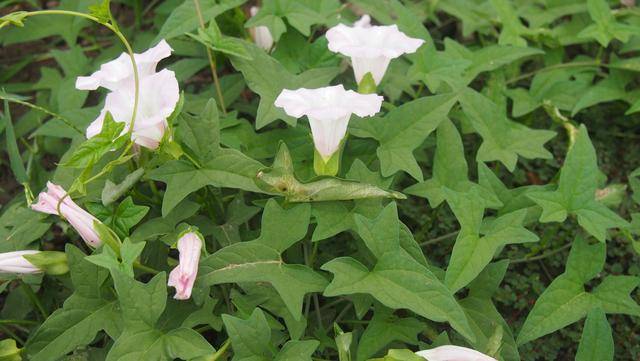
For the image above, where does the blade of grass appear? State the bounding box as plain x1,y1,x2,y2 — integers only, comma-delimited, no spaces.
3,99,28,183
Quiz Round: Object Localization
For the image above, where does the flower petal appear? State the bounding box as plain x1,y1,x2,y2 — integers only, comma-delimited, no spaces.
416,345,497,361
75,39,173,92
326,23,425,59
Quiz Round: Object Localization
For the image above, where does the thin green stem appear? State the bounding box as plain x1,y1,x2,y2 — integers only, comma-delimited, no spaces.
0,319,38,326
133,261,160,274
420,231,459,247
211,339,231,361
506,61,603,85
0,94,83,134
510,243,572,264
193,0,227,115
0,325,24,345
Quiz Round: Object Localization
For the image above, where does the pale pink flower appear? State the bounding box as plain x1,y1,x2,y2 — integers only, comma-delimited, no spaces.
249,6,274,51
76,40,179,149
0,251,41,274
31,182,102,247
168,232,203,300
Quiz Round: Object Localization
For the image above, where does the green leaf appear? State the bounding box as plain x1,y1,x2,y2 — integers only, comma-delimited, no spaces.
149,100,266,216
112,271,166,328
490,0,530,47
200,200,326,319
527,125,629,241
354,202,402,259
25,245,119,361
0,203,51,252
460,261,520,361
222,308,273,360
88,196,149,239
88,0,112,24
86,238,145,277
322,254,474,341
155,0,246,41
444,189,538,292
187,23,252,60
517,237,640,345
349,93,458,180
323,203,474,340
222,308,319,361
275,340,319,361
404,118,502,208
131,200,200,243
575,308,613,361
411,39,542,89
2,100,27,183
229,41,340,128
578,0,639,46
0,339,21,361
102,168,145,206
106,327,214,361
246,0,340,40
370,348,424,361
62,112,127,168
356,305,423,361
106,270,213,360
272,32,339,73
459,88,555,171
255,143,405,202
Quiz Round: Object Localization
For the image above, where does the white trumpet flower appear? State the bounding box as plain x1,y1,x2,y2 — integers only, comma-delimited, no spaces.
326,19,425,85
76,40,179,149
274,85,383,161
76,39,172,92
416,345,497,361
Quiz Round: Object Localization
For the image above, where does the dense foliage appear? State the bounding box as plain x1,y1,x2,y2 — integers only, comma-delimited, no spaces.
0,0,640,360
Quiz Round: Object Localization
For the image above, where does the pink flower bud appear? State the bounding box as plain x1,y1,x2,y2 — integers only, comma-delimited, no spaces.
31,182,102,248
168,232,203,300
0,251,41,274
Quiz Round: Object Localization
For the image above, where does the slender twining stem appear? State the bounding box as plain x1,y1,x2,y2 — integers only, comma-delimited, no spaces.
193,0,227,115
133,261,160,274
506,61,603,85
0,325,24,345
0,95,83,134
211,339,231,360
419,231,459,247
0,319,38,326
15,10,140,132
510,243,572,264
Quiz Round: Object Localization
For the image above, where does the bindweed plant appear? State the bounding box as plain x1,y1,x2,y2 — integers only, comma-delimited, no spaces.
0,0,639,360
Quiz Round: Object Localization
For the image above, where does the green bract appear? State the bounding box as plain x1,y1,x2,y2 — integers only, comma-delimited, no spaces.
0,0,639,360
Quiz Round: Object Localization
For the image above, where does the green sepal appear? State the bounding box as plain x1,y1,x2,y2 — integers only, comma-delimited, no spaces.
0,338,21,361
94,220,122,255
23,251,69,276
358,72,377,94
314,146,341,177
